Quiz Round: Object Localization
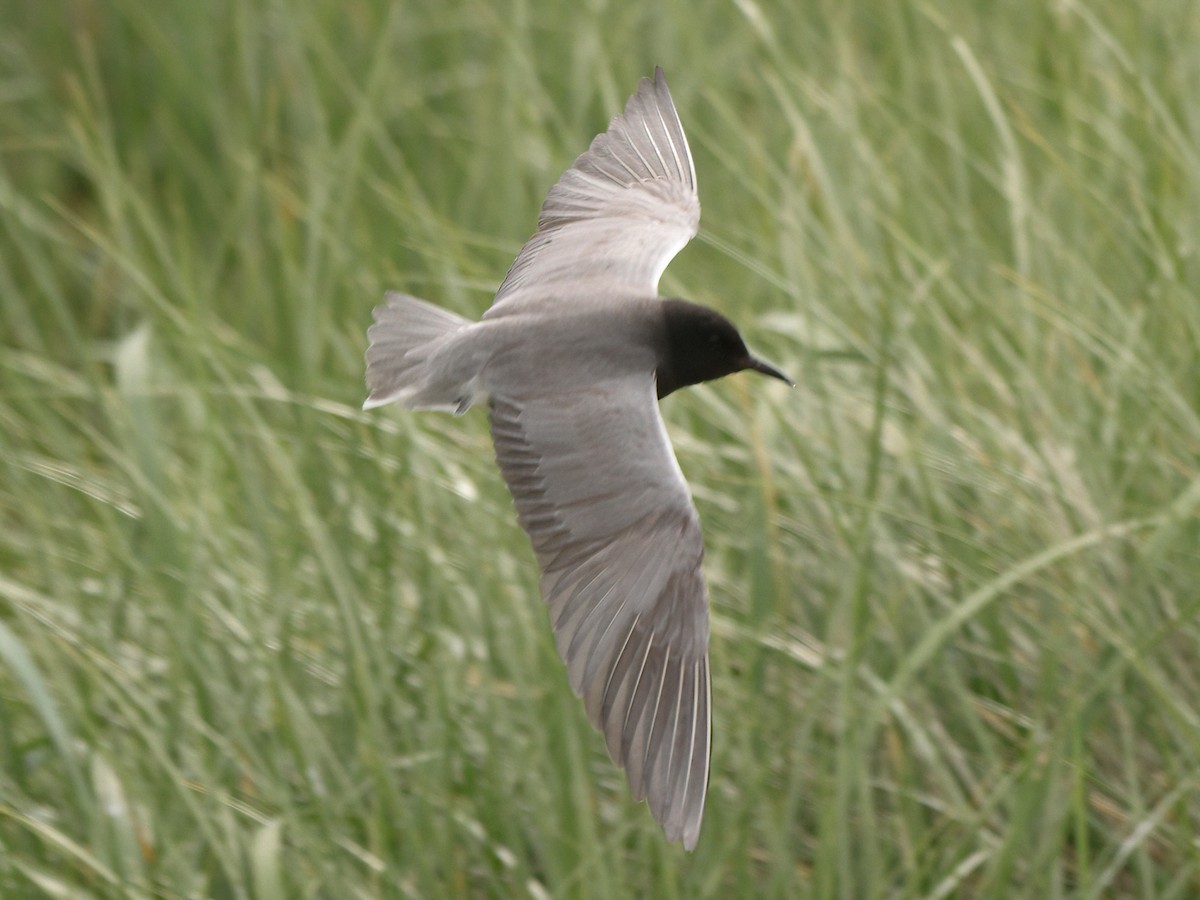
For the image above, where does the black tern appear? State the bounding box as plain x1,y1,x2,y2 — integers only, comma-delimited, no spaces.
364,68,790,851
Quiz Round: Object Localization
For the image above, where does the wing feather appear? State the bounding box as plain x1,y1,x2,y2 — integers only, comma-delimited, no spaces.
488,379,711,850
487,68,700,313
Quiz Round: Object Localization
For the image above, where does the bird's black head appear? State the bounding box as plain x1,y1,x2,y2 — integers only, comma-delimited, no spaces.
655,299,792,399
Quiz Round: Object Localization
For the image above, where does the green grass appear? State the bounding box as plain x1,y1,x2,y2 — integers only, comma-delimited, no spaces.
2,0,1199,896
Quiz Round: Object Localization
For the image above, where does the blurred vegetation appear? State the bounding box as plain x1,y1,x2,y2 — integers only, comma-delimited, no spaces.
1,0,1198,896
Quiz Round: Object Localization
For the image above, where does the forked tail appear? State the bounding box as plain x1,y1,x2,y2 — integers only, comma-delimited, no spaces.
363,292,474,411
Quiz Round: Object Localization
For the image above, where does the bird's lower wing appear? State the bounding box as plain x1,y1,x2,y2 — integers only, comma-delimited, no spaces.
488,378,710,850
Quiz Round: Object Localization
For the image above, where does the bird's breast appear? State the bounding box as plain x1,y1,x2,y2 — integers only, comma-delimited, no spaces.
478,303,665,398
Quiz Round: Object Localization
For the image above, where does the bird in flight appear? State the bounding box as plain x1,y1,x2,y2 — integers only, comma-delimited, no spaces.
364,68,790,850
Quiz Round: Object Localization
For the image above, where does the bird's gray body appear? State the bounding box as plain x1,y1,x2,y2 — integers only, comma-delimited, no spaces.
367,293,663,413
364,69,788,851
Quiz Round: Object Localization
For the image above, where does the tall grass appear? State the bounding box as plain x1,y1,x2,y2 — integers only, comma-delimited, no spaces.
2,0,1198,896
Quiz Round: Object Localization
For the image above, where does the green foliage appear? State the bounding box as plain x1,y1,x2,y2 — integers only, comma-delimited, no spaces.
2,0,1198,896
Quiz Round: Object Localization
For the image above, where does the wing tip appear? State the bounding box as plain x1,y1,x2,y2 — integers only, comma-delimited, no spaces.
639,65,673,112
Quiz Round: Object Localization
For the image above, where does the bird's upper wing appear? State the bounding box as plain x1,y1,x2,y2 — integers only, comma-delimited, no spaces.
486,67,700,314
488,375,710,850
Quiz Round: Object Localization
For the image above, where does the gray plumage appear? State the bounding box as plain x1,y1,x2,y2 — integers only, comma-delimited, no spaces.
364,68,789,851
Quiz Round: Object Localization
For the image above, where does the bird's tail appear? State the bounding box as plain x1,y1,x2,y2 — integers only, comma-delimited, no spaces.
363,292,474,412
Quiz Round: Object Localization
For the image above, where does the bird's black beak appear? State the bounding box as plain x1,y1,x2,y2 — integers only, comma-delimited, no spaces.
744,356,794,387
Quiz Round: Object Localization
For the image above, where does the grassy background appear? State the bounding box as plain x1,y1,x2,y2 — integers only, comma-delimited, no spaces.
2,0,1199,896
